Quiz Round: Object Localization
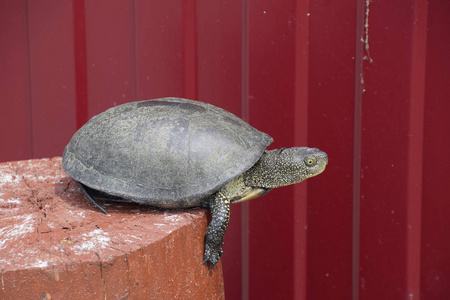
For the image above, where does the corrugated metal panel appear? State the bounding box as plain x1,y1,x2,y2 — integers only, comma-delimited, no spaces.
0,0,33,160
357,0,427,298
420,0,450,298
1,1,450,299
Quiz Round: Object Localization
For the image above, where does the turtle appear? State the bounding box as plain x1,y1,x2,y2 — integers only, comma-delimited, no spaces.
62,97,328,269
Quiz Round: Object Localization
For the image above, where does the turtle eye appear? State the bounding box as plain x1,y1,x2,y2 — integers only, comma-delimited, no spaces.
304,156,317,167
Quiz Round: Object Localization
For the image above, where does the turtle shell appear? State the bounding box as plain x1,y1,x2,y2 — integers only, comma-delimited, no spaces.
62,98,273,208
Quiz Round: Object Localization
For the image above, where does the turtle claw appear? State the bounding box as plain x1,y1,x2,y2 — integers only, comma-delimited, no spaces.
203,243,223,270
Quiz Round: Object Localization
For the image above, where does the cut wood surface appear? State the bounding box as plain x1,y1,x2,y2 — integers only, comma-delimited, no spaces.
0,158,224,299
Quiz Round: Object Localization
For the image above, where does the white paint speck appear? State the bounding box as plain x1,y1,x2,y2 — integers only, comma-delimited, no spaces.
0,198,21,204
76,211,86,218
0,257,49,269
72,229,111,254
0,173,20,187
164,215,183,223
31,259,49,269
0,214,35,249
122,234,142,241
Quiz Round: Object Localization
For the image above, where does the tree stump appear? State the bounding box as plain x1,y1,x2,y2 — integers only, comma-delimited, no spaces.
0,158,224,299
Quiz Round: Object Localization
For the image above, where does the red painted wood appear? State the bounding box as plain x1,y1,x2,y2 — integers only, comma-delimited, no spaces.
0,0,32,161
27,0,77,158
421,1,450,299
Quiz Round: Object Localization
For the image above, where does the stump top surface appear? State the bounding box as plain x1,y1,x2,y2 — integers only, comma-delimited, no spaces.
0,157,206,271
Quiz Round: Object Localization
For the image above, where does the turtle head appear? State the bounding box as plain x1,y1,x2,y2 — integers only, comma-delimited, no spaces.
243,147,328,188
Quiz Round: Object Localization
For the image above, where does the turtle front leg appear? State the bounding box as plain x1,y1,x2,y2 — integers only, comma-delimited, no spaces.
203,192,230,269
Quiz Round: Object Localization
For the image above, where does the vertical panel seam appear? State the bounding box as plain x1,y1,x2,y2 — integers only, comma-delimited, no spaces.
353,1,366,299
406,0,428,297
294,0,310,299
73,0,88,127
241,0,249,298
25,0,34,157
183,0,198,99
132,0,139,100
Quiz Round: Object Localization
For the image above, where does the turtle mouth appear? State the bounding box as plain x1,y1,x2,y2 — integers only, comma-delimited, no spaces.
313,157,328,176
316,163,327,175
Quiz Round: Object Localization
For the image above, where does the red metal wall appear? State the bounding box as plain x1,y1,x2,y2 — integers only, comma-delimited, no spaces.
1,0,449,299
